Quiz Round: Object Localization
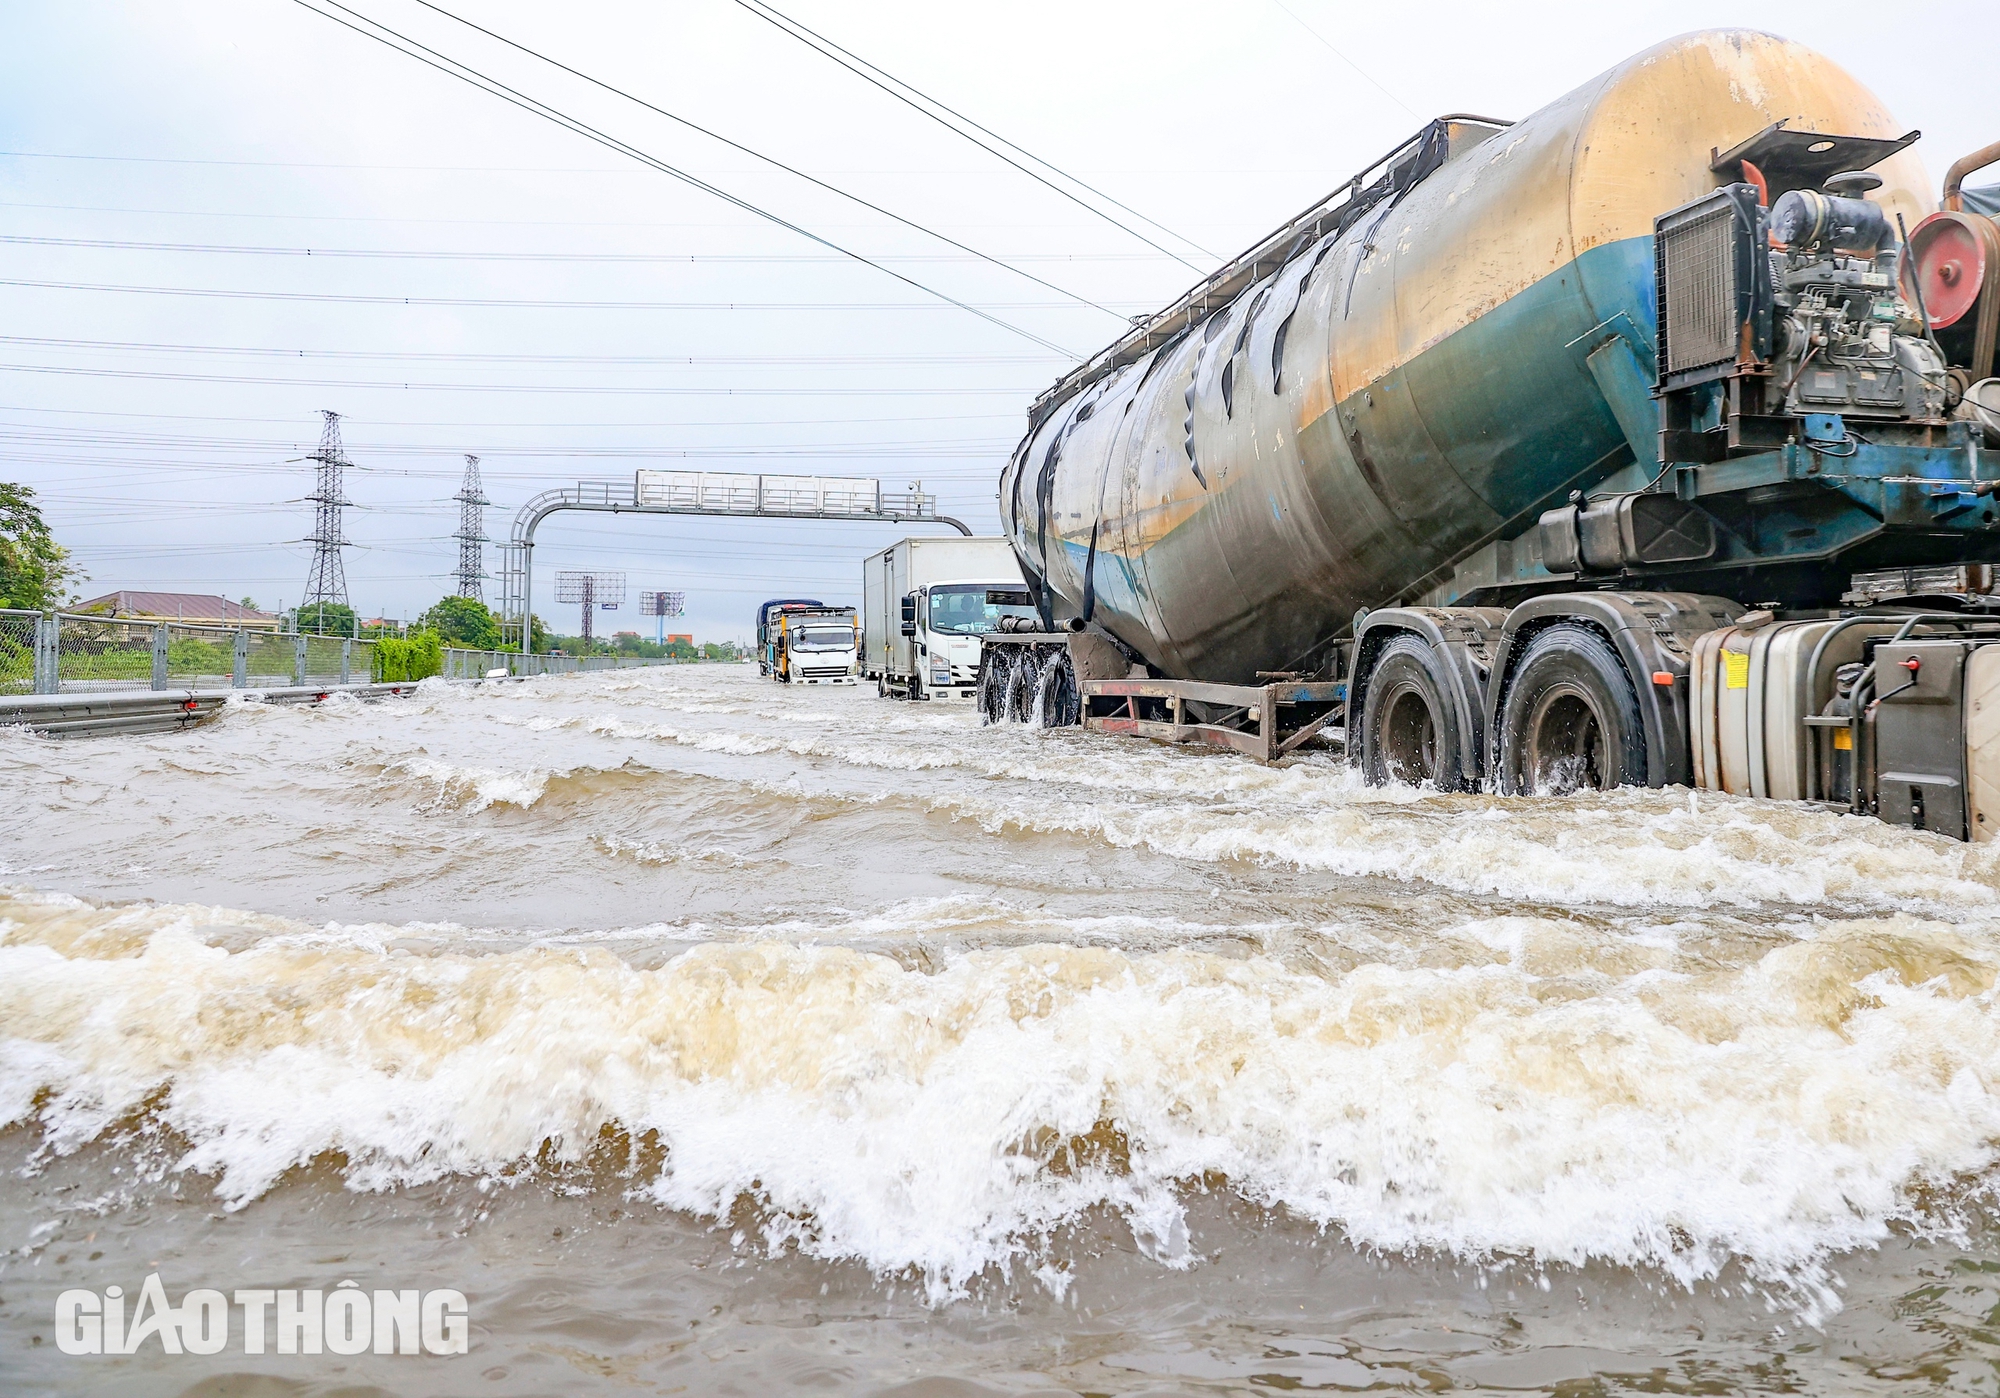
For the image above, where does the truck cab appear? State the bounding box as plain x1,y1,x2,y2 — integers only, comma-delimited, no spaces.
755,598,821,677
774,607,859,685
862,536,1031,701
892,580,1038,700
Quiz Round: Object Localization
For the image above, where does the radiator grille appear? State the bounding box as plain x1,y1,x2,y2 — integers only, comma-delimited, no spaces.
1661,203,1738,375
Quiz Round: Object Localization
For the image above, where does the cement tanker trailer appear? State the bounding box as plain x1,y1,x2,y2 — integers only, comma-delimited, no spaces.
978,29,2000,839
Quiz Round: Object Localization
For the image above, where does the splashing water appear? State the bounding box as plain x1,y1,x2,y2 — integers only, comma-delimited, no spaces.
7,664,2000,1393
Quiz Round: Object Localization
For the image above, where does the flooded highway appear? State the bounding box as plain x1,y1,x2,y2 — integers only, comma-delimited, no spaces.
7,661,2000,1395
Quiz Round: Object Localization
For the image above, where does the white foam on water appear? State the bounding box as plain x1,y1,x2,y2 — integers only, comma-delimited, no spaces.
938,780,2000,913
410,667,2000,912
6,889,1999,1313
386,755,558,811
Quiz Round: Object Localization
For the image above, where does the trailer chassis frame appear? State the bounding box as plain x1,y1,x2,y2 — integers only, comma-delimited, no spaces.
1080,677,1346,763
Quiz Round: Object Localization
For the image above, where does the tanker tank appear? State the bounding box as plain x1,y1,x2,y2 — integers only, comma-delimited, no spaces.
999,30,1931,684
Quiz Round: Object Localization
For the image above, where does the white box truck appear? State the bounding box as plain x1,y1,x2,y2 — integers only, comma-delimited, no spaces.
862,537,1032,700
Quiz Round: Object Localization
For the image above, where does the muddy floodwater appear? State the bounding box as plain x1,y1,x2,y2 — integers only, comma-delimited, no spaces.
9,663,2000,1396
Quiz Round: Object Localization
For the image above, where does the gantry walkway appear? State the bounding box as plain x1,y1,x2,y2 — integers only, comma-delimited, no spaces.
497,470,971,651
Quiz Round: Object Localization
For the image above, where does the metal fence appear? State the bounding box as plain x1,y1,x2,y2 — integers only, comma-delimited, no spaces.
0,610,34,695
0,611,688,695
1,610,379,695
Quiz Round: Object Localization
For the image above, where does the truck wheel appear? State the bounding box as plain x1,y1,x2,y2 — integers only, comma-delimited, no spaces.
1005,652,1042,723
977,651,1012,724
1360,636,1463,790
1036,650,1080,727
1497,624,1646,795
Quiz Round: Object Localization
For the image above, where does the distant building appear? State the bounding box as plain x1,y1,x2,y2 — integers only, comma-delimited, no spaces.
613,630,640,639
665,634,693,645
71,591,280,629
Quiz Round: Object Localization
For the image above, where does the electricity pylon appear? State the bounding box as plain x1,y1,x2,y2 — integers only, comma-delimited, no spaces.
454,454,488,601
301,410,351,626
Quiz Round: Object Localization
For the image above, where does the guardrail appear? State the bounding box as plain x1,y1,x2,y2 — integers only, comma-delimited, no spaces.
0,682,423,738
439,648,685,679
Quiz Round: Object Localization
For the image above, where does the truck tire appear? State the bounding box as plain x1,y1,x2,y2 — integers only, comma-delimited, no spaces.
1496,623,1646,795
1036,649,1080,727
977,651,1012,724
1360,635,1465,790
1005,652,1043,723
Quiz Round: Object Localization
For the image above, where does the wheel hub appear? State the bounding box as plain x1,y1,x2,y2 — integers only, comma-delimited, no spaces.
1524,685,1607,794
1380,684,1440,785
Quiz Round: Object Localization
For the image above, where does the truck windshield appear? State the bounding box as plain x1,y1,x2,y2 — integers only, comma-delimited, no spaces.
926,584,1037,635
793,627,854,651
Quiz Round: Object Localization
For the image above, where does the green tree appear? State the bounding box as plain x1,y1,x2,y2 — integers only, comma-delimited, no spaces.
420,594,503,648
0,483,82,609
488,613,546,653
373,628,444,682
297,601,357,635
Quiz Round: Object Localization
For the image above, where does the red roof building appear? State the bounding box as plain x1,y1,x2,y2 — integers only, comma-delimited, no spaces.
72,591,281,628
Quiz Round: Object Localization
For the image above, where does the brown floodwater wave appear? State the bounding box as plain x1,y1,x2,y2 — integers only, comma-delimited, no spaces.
6,664,2000,1395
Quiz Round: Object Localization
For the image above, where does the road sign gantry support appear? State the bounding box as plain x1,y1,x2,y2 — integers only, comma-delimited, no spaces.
498,476,971,654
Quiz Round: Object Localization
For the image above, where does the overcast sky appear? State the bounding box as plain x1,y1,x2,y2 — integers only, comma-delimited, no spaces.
2,0,1992,643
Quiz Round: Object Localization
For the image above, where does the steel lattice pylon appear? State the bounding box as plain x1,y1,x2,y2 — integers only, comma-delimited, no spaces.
301,409,351,616
454,454,488,601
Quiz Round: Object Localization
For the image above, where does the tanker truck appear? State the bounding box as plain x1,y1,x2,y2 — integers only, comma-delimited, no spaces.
978,29,2000,840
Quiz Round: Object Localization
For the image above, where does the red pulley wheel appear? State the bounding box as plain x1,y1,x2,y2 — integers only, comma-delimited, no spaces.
1907,212,1992,329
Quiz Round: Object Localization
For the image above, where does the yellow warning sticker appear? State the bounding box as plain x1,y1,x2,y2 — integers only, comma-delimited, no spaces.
1833,727,1852,750
1723,651,1749,690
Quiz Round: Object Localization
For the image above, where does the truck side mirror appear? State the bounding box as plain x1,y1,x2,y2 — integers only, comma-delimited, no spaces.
900,594,917,635
900,621,917,636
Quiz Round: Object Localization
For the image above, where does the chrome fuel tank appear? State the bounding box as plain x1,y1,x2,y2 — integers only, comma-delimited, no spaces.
1000,30,1929,683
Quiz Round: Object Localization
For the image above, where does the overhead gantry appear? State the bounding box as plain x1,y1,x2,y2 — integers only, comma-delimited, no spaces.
497,470,972,653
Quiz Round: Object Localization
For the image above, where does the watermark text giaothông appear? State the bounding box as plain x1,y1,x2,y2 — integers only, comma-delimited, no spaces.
56,1275,469,1356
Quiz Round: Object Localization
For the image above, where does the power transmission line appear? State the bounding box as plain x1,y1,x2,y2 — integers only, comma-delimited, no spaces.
0,362,1037,394
0,233,1167,266
397,0,1137,321
1266,0,1421,120
728,0,1215,267
0,197,1198,236
0,334,1061,365
0,149,627,172
0,275,1106,311
285,0,1083,353
0,402,1025,427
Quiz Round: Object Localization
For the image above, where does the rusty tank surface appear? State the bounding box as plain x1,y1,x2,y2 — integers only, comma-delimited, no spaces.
999,30,1931,684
